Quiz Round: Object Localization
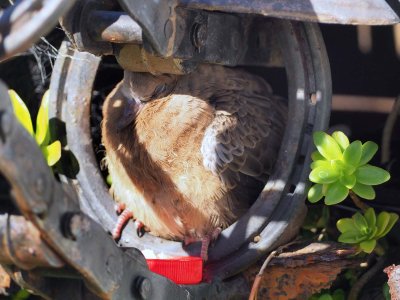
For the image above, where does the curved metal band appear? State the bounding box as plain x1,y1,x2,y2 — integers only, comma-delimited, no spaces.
0,0,76,62
49,19,331,280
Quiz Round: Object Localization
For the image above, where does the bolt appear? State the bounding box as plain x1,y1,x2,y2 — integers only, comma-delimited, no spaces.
62,213,90,240
191,22,207,49
135,277,152,299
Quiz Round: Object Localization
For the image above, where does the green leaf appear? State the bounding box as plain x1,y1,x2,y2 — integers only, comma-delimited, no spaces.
332,131,350,151
308,184,324,203
309,166,340,184
343,140,362,166
376,212,399,238
337,218,354,233
8,90,34,135
359,239,376,253
311,160,331,170
383,283,391,300
324,181,349,205
311,151,325,161
359,141,378,166
364,208,376,229
319,295,333,300
313,131,343,160
340,174,356,189
41,141,61,166
338,230,366,243
352,212,368,233
356,165,390,185
375,211,391,238
332,289,345,300
35,90,50,146
351,183,375,200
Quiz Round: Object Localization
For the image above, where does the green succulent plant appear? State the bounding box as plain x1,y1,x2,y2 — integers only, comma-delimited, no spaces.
337,208,398,253
308,289,345,300
8,90,61,167
308,131,390,205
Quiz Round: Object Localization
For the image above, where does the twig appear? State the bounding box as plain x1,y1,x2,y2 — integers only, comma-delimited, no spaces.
349,191,370,212
248,240,299,300
381,95,400,164
348,255,386,300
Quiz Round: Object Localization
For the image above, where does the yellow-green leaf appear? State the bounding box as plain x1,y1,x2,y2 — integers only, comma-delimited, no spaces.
343,140,362,166
359,239,376,253
332,131,350,151
359,141,378,166
8,90,33,135
376,212,399,239
324,181,349,205
313,131,343,160
311,151,325,161
308,184,324,203
338,230,365,243
356,165,390,185
41,141,61,166
35,90,50,146
309,166,340,184
351,182,375,200
375,211,391,238
337,218,354,233
340,174,356,189
364,208,376,229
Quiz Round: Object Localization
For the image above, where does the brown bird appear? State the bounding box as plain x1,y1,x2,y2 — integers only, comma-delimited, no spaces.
102,64,287,260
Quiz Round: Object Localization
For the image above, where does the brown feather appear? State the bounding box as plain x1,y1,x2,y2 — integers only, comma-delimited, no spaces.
102,65,287,241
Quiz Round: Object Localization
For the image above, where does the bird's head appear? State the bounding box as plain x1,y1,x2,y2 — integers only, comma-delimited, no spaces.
122,71,178,103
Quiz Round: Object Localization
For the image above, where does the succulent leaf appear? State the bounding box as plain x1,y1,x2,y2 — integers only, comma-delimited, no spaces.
313,131,343,160
332,131,350,151
359,141,378,166
324,181,349,205
8,90,34,135
356,165,390,185
308,184,324,203
351,183,375,200
343,140,362,166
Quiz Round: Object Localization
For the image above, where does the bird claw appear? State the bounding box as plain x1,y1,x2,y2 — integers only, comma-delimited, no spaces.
135,220,145,237
112,203,146,240
183,227,222,261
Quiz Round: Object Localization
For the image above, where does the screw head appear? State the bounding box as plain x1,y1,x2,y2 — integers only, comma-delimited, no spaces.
191,23,207,48
135,277,152,299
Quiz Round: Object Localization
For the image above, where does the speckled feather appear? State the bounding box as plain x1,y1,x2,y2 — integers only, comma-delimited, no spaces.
102,64,287,241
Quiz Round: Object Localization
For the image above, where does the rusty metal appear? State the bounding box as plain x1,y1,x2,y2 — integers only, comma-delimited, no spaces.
0,0,76,62
0,80,201,299
49,18,331,283
179,0,400,25
0,214,64,270
87,10,143,44
114,44,196,74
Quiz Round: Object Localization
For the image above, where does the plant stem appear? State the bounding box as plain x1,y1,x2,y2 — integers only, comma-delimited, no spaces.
349,190,370,212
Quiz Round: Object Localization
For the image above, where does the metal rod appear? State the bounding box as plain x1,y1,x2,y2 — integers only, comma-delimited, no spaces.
87,10,142,44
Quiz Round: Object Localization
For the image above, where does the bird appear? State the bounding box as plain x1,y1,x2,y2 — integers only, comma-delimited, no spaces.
101,64,287,260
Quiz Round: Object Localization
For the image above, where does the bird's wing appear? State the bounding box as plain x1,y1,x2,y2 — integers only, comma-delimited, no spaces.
201,75,287,189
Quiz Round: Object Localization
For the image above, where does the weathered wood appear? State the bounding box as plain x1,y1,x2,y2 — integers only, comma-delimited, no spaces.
244,242,360,300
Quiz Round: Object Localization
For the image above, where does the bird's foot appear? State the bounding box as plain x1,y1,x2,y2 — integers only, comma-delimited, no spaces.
183,227,222,261
112,203,145,239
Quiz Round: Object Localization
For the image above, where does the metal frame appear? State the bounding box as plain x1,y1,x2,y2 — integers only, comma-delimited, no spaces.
0,0,77,62
48,17,331,280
